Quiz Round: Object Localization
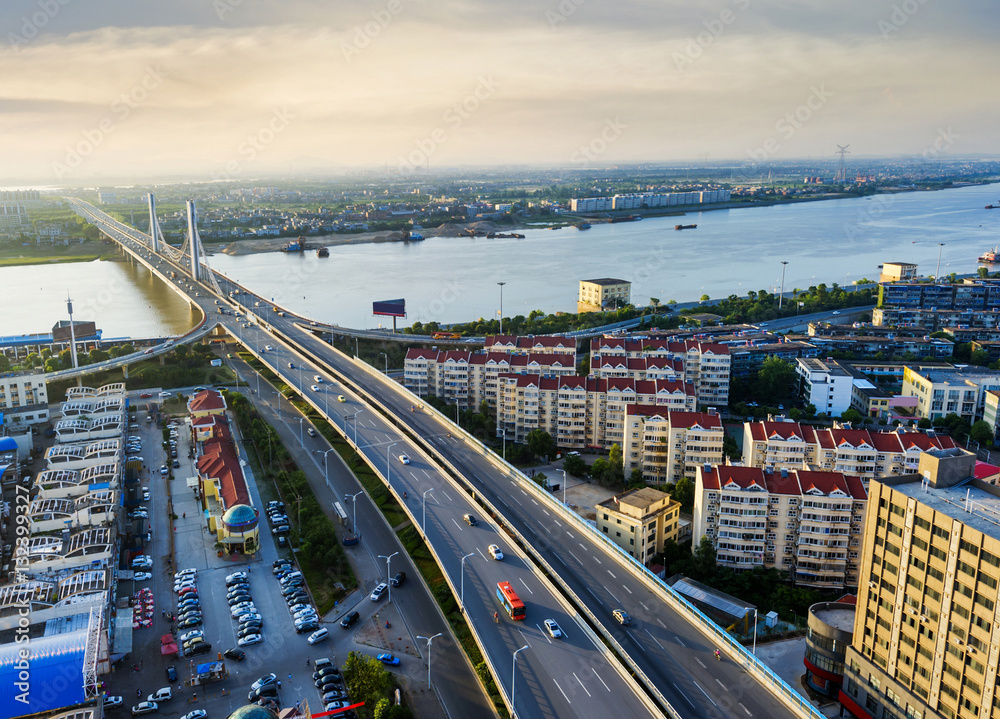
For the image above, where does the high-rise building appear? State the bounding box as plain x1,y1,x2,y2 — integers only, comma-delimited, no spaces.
841,448,1000,719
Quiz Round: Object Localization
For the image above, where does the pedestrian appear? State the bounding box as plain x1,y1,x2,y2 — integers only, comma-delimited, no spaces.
277,681,282,690
305,658,310,666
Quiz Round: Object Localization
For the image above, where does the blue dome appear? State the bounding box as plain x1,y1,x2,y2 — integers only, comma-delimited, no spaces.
227,706,278,719
222,504,258,529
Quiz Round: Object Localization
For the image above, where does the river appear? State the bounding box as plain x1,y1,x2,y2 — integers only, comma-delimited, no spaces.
1,182,998,337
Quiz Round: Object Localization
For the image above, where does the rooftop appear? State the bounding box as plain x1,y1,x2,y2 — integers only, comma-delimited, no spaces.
582,277,630,285
812,603,856,633
886,475,1000,539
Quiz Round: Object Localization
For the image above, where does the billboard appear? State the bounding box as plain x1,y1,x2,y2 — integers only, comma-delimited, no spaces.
373,298,406,318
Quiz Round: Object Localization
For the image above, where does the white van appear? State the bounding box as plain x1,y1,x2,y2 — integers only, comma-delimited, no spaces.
307,628,329,645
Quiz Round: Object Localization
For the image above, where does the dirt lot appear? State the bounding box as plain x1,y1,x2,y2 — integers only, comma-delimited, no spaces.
563,480,616,521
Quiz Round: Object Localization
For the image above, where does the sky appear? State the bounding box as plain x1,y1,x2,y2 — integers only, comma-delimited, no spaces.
1,0,997,183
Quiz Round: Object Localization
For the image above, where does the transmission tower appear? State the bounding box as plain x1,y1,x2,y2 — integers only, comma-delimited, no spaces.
836,144,851,183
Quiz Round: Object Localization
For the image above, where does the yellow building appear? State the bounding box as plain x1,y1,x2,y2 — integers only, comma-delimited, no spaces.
878,262,918,284
622,406,724,484
186,389,227,419
901,365,1000,422
841,448,1000,719
595,487,679,564
578,277,631,312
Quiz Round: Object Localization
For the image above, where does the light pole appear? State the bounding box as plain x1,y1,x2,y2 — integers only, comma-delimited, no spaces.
512,645,529,719
561,469,567,505
502,428,507,461
348,410,363,446
497,281,506,334
386,442,397,488
346,491,362,535
297,417,305,448
778,261,788,309
422,488,435,533
460,552,475,612
752,607,759,655
315,448,337,489
416,632,443,689
378,552,398,603
379,352,388,374
935,242,945,281
354,337,359,357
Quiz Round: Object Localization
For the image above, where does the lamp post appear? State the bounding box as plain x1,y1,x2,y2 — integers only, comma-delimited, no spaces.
346,491,362,535
422,488,435,533
386,442,397,488
297,417,305,448
561,469,567,505
502,428,507,461
416,632,443,689
315,448,337,489
935,243,945,281
354,337,359,357
379,352,388,374
378,552,398,603
752,607,759,655
778,261,788,309
460,552,475,612
348,410,363,446
512,645,529,719
497,281,506,334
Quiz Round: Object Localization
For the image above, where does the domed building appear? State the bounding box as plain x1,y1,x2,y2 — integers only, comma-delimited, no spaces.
227,704,279,719
221,503,260,554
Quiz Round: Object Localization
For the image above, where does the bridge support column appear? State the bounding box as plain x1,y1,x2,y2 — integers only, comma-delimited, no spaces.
122,364,129,379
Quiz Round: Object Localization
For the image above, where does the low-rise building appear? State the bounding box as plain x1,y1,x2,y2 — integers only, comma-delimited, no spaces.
0,371,49,427
578,277,631,312
187,388,227,418
804,597,856,697
595,487,680,564
622,406,724,483
901,364,1000,422
796,357,854,417
194,416,259,555
878,262,917,283
694,465,867,588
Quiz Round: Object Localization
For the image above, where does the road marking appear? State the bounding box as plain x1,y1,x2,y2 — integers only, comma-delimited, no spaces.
553,519,562,527
472,474,482,483
476,547,487,561
592,667,611,692
740,702,752,716
675,635,686,648
542,508,550,516
553,554,567,567
622,584,632,594
639,601,649,611
656,618,667,629
573,672,591,697
531,499,538,506
695,657,706,669
520,489,528,496
606,588,620,605
441,490,453,502
644,628,663,649
512,496,523,506
586,588,604,605
450,518,463,531
518,578,534,594
536,624,552,643
673,684,696,708
553,679,571,704
607,570,616,579
693,681,717,706
540,522,551,534
592,555,601,564
566,531,574,539
716,678,727,691
421,469,432,479
567,550,582,564
578,543,587,551
518,629,532,647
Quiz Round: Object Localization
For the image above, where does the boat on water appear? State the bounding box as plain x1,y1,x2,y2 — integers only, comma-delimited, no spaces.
576,222,591,230
675,224,697,231
979,247,1000,263
316,247,329,257
610,214,641,223
987,204,998,209
282,237,306,252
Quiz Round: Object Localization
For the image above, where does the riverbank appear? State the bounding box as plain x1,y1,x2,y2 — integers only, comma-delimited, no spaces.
0,241,116,267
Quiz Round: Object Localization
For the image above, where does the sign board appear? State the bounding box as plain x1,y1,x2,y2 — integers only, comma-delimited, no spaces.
373,298,406,318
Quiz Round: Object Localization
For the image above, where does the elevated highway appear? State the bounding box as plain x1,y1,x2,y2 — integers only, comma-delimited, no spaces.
67,197,824,719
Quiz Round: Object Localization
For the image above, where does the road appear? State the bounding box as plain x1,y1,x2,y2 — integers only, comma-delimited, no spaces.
73,198,820,719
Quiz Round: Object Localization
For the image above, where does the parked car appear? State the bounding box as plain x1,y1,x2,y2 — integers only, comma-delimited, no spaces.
238,634,263,647
131,701,158,716
188,641,212,656
307,628,329,644
104,695,124,708
177,616,202,629
272,525,290,535
295,621,320,633
178,631,202,643
226,571,249,584
251,674,277,692
376,653,400,666
146,688,172,702
223,648,245,662
180,711,207,719
174,569,197,580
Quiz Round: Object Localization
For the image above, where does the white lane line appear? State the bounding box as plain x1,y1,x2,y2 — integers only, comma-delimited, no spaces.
606,588,620,605
531,499,538,506
520,489,528,496
578,543,587,551
573,673,591,697
512,496,523,506
553,519,562,527
451,518,462,531
740,702,752,716
566,531,574,539
693,681,717,706
715,679,727,691
695,657,706,669
553,679,571,704
607,569,616,579
542,508,550,516
441,490,453,502
622,584,632,595
567,550,582,565
673,684,696,708
656,618,667,629
541,522,552,534
553,554,568,567
626,629,639,645
592,556,601,565
676,636,686,648
422,469,432,479
518,578,534,595
639,601,649,612
586,588,604,605
644,628,663,649
476,547,487,561
592,668,611,692
536,624,552,644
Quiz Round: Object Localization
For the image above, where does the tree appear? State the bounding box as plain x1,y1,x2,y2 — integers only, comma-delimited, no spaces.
692,536,717,580
526,429,556,462
608,444,624,482
628,467,644,486
700,294,710,303
671,477,695,513
0,353,9,372
755,356,796,403
979,266,990,279
840,408,863,425
917,417,932,429
563,454,587,477
970,420,994,446
173,344,189,359
343,650,392,714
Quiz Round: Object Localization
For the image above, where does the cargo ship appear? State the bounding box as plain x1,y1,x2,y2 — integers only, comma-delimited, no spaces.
675,224,697,230
610,214,642,223
316,247,329,257
986,204,998,209
979,247,1000,263
282,237,306,252
576,221,591,230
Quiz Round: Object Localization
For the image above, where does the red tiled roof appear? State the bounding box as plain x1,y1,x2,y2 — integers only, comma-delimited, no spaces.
795,470,857,498
187,389,226,413
974,461,1000,480
196,434,249,508
405,348,439,360
761,421,806,441
712,466,768,490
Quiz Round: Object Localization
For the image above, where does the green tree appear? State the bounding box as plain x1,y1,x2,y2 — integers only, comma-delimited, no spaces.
671,476,695,513
841,408,863,424
918,417,932,429
692,536,717,579
343,650,393,713
563,454,587,477
970,420,994,446
173,344,189,359
700,294,710,303
608,443,625,482
755,356,796,404
0,353,9,372
628,467,645,486
979,266,990,279
971,349,990,367
526,429,556,462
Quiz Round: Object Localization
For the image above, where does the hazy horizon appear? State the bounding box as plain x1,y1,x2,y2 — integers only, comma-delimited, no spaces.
2,0,997,184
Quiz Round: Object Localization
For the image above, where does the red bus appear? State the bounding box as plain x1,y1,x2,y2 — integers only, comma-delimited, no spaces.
496,581,526,620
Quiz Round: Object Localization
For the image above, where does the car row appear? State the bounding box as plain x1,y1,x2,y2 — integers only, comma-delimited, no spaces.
228,571,265,647
311,659,352,713
174,569,211,646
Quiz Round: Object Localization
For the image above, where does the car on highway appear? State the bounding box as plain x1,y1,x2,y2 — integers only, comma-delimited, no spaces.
370,583,388,601
159,391,172,398
376,653,400,665
488,544,504,560
306,427,317,437
310,384,320,392
264,345,273,351
390,571,405,587
544,619,563,638
340,611,360,628
463,513,478,526
398,454,410,464
612,609,632,626
131,701,158,716
337,394,346,402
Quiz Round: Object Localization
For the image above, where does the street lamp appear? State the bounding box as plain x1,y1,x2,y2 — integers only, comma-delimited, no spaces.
752,607,759,655
422,488,435,533
416,632,443,689
561,469,567,505
502,428,507,461
497,281,506,334
378,552,398,603
460,552,475,612
347,410,363,446
297,417,305,448
935,243,945,281
379,352,388,374
512,645,529,719
778,261,788,309
315,448,337,489
354,337,359,357
346,491,362,536
386,442,397,488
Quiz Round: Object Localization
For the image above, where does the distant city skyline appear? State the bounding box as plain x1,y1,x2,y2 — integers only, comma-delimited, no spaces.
1,0,997,182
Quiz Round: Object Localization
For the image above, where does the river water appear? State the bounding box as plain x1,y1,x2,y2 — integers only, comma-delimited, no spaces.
1,182,998,337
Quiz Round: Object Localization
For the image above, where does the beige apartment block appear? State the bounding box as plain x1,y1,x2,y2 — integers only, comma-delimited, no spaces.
595,487,680,564
840,449,1000,719
0,371,49,426
483,335,577,357
878,262,918,284
622,406,724,483
578,278,631,312
902,365,1000,422
694,465,867,589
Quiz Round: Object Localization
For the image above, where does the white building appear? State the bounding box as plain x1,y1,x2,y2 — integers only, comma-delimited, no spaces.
796,358,854,417
0,371,49,426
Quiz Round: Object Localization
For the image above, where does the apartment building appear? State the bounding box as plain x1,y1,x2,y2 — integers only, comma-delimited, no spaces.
797,358,855,417
483,335,577,357
622,406,724,483
595,487,680,564
590,336,731,407
403,348,577,409
578,278,632,312
0,371,49,426
694,465,867,588
873,306,1000,331
496,374,697,450
797,333,954,359
839,449,1000,719
741,421,957,483
878,262,918,283
902,365,1000,422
